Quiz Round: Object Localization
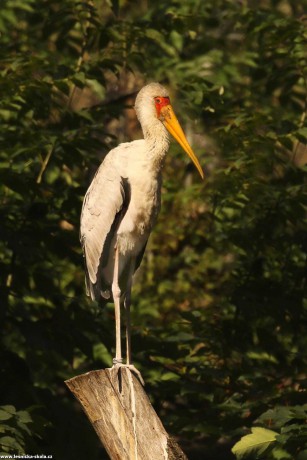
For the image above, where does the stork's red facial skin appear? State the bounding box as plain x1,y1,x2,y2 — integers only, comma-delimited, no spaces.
154,96,170,118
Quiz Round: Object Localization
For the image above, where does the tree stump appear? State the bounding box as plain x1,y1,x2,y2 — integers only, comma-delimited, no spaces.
65,368,188,460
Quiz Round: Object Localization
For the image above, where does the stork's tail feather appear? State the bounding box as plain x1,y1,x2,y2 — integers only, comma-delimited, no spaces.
84,263,112,305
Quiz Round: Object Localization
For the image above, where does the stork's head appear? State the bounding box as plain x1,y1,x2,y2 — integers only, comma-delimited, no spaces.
135,83,204,179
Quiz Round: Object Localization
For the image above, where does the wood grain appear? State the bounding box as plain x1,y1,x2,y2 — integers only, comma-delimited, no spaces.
65,368,188,460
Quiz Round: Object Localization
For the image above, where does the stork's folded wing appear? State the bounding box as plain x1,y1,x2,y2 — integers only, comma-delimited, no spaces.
80,158,127,299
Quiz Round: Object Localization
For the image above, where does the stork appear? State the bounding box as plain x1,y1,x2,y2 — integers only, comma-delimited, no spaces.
80,82,204,382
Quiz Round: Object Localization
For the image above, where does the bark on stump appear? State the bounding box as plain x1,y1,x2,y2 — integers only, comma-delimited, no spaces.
65,368,188,460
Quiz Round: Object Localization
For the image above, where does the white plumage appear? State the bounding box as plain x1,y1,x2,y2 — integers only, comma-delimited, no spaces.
80,82,203,379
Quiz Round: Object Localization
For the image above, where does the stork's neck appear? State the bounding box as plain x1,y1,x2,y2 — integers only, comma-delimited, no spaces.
143,121,170,171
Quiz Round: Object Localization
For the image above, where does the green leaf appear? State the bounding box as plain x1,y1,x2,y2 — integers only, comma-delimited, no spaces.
16,410,32,424
161,372,180,382
257,406,295,428
0,435,24,453
0,412,12,421
92,343,111,365
272,447,292,459
232,427,278,459
0,406,16,421
296,127,307,142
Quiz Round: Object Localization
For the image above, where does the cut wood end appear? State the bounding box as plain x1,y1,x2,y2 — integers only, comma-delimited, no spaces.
65,368,189,459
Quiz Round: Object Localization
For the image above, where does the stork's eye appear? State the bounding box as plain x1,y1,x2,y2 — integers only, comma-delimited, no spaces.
154,96,170,105
154,96,170,118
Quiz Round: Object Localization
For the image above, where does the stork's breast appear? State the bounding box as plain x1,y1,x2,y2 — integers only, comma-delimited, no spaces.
124,189,160,233
117,178,161,254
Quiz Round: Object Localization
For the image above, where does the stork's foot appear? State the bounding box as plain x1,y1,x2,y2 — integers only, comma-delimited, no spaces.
111,361,145,386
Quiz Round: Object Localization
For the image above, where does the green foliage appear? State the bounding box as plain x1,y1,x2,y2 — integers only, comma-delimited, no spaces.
0,0,306,459
0,405,43,455
233,406,307,459
232,427,278,459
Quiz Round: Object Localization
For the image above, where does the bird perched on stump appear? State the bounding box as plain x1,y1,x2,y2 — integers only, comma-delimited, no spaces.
80,82,204,383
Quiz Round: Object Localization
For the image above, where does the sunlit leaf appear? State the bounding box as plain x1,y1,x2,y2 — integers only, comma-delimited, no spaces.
232,427,278,459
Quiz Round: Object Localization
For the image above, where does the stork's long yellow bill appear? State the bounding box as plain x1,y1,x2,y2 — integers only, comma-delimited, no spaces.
160,104,204,179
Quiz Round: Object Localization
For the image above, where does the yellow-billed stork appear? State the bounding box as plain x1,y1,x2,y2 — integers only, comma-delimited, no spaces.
80,82,204,382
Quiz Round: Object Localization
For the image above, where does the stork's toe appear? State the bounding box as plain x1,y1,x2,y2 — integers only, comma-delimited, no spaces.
110,362,145,386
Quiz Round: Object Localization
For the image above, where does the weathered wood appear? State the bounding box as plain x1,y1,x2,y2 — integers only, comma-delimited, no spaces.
65,368,188,460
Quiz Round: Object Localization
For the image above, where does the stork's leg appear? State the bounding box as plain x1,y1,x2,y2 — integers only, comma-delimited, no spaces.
110,254,144,385
124,264,133,365
112,246,122,364
122,262,144,385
